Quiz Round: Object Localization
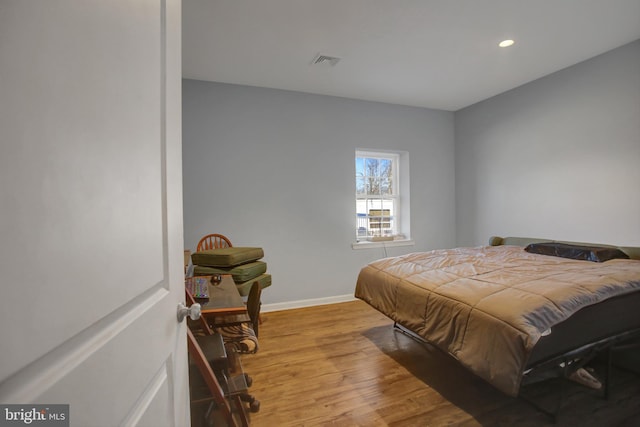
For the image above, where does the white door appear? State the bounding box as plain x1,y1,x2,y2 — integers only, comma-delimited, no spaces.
0,1,187,426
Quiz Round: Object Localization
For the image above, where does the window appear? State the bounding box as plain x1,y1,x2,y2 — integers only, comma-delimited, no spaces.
355,150,411,246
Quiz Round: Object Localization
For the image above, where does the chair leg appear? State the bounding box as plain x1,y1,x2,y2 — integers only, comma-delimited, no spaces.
239,392,261,413
231,395,250,427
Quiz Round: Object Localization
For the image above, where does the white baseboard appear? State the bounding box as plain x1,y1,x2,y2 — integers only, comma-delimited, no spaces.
262,294,357,313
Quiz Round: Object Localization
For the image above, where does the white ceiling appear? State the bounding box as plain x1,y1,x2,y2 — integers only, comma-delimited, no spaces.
182,0,640,111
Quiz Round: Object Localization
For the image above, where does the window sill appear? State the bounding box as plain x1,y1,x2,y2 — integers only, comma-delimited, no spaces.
351,239,415,250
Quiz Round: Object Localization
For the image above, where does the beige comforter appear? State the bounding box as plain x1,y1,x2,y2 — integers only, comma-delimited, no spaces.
354,245,640,396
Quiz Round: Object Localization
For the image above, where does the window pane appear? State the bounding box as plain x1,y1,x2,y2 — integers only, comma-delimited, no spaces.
365,158,380,195
379,159,392,195
356,177,366,195
379,177,391,195
379,158,392,177
365,158,378,177
355,157,364,177
356,200,367,237
366,176,379,195
361,198,395,237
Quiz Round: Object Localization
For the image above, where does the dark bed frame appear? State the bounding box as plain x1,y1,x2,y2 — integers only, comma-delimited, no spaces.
394,236,640,422
393,318,640,423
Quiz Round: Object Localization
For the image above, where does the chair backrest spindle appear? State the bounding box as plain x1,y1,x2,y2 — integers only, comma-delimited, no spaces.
197,234,233,252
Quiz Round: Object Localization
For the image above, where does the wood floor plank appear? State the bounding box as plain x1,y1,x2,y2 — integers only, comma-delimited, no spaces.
240,300,640,426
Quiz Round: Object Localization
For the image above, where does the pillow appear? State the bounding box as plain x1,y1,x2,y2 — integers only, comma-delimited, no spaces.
524,242,629,262
191,247,264,267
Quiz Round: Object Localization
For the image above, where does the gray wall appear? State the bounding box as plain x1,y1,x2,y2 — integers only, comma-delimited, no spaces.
182,81,456,305
455,40,640,247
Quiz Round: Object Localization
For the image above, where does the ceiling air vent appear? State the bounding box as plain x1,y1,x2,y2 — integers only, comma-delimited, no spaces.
311,53,341,67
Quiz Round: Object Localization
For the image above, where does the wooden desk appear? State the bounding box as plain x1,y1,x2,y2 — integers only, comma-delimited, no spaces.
195,275,249,322
186,275,254,425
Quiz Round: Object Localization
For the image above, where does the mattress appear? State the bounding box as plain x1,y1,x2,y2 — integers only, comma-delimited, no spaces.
354,245,640,396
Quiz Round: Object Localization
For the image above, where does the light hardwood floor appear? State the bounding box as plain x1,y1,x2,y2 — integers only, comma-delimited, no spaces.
240,300,640,427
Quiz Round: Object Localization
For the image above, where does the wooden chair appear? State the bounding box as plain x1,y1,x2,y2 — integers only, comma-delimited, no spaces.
186,328,239,427
246,282,262,338
211,281,261,347
197,234,233,252
186,288,259,416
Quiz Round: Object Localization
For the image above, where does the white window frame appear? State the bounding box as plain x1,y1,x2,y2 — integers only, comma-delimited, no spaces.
353,149,413,249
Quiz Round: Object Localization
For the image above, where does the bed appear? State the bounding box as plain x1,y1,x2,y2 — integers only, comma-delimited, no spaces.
354,236,640,398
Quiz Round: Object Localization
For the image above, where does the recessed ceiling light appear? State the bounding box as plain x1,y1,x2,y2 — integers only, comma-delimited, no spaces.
498,39,515,48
